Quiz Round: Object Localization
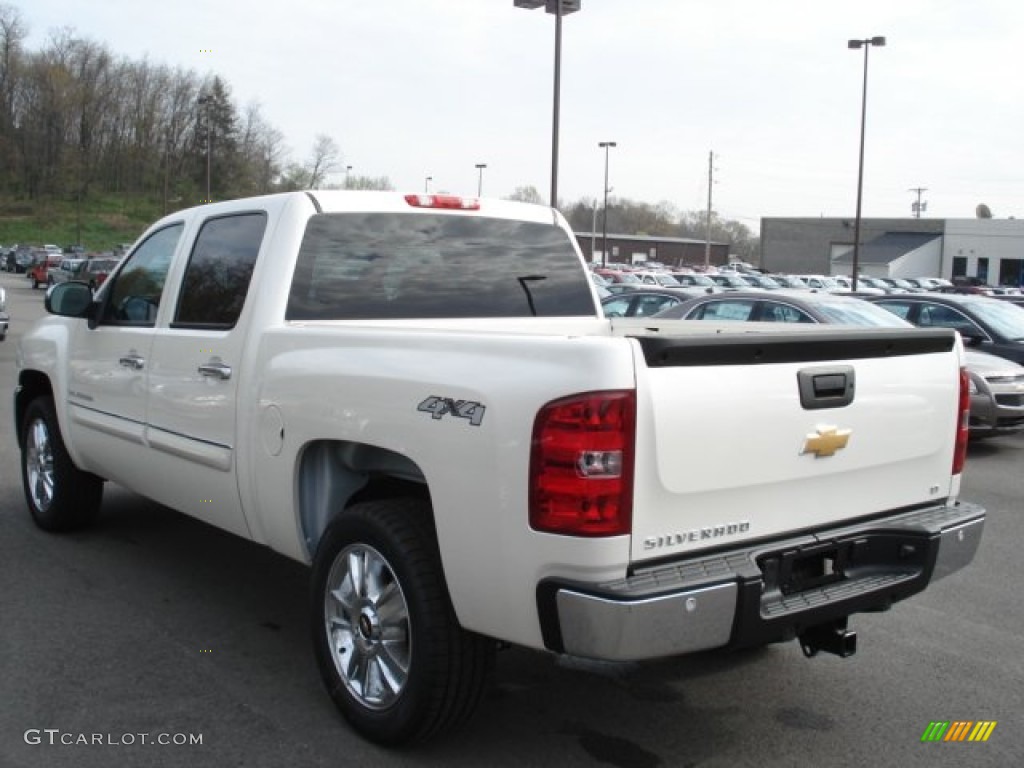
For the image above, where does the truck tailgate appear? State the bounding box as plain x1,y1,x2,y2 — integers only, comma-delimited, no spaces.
625,326,961,564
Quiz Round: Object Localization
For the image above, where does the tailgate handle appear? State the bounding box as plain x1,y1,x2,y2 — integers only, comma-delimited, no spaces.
798,366,855,410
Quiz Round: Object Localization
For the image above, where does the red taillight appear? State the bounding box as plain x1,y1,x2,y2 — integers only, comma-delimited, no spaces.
403,194,480,210
529,391,635,536
953,366,970,475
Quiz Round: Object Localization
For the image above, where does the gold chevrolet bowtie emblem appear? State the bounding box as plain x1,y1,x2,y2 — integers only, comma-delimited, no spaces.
802,426,852,458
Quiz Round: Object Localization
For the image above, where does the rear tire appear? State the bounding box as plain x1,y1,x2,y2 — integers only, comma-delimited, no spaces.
20,396,103,531
311,498,494,745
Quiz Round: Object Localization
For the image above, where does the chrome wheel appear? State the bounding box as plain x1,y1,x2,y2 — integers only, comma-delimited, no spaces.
324,543,411,710
25,417,55,513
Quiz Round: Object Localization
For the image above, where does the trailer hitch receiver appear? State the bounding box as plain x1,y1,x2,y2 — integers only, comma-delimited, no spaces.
799,618,857,658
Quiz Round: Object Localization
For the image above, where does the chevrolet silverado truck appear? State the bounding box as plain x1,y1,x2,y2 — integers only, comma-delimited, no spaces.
16,191,985,745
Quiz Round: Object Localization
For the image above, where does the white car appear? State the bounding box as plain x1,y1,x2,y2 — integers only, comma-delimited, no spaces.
793,274,850,293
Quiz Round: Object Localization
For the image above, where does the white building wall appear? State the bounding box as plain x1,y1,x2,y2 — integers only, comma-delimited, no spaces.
892,239,943,278
943,219,1024,283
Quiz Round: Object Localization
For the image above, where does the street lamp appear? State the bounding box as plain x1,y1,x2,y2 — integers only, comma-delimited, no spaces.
475,163,487,196
848,35,885,292
424,176,433,193
599,141,616,268
514,1,582,208
345,165,353,188
197,94,212,203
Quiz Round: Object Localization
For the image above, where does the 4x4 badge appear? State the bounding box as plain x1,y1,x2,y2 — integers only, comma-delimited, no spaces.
802,426,851,458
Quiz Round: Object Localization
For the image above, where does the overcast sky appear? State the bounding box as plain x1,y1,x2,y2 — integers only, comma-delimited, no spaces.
21,0,1023,227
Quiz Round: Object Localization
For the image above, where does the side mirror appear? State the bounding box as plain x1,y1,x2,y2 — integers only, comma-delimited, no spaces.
45,281,95,319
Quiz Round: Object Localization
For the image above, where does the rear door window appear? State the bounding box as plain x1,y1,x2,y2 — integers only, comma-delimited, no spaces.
173,212,267,329
287,213,595,320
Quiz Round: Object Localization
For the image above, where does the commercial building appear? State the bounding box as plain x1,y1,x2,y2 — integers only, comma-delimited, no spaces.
574,231,730,267
761,217,1024,286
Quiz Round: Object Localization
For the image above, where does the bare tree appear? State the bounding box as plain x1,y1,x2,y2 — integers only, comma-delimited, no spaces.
506,185,543,204
339,174,393,191
306,133,340,189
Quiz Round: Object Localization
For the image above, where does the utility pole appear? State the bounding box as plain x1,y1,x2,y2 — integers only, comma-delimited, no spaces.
704,150,715,267
909,186,928,218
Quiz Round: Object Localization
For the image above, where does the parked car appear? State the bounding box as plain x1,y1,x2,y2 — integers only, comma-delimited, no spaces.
633,271,681,287
792,274,850,293
962,349,1024,439
600,287,710,317
652,290,910,327
866,293,1024,364
875,277,921,292
593,269,642,285
843,276,892,294
5,245,34,273
47,258,87,286
654,291,1023,439
942,276,1005,296
741,274,783,290
28,253,63,288
770,274,813,290
707,273,755,290
670,273,720,291
0,285,7,341
903,277,952,291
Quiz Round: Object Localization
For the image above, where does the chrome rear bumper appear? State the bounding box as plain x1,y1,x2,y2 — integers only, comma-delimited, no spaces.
538,501,985,661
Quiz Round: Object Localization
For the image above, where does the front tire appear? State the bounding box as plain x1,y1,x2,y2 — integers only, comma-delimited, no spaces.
20,396,103,531
311,498,494,745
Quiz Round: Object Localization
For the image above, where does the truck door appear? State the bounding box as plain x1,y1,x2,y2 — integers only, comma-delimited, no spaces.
66,223,183,483
144,211,267,539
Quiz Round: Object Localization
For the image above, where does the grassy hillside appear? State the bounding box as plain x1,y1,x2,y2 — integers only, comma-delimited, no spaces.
0,196,165,252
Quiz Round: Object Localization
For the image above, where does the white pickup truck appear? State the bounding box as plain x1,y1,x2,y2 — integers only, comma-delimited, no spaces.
17,191,985,745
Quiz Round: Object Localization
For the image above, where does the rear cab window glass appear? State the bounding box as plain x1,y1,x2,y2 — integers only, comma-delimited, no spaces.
101,224,183,326
173,212,267,329
287,213,596,320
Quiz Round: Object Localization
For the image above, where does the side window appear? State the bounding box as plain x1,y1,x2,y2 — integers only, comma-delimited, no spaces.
634,295,678,316
101,224,183,326
763,303,814,323
693,300,755,321
876,301,911,320
174,213,267,328
602,297,633,317
918,304,981,335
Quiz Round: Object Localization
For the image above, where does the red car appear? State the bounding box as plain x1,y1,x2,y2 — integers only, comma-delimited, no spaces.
28,253,62,289
79,257,120,290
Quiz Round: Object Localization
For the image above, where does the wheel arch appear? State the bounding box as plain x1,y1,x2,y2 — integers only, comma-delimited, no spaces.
297,440,431,560
15,370,54,447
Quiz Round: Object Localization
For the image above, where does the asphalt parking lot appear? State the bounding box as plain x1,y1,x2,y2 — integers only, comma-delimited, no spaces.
0,270,1021,767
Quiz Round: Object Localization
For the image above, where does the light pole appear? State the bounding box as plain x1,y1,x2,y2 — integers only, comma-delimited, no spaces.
345,165,353,188
424,176,432,193
514,1,582,208
848,35,885,292
197,94,212,203
599,141,616,268
475,163,487,196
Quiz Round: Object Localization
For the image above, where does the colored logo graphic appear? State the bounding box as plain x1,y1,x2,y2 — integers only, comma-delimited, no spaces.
921,721,997,743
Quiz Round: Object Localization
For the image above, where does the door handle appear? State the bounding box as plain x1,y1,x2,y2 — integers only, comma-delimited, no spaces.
198,361,232,381
118,354,145,370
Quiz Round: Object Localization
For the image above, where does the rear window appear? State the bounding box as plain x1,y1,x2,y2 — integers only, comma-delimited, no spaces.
286,213,596,320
